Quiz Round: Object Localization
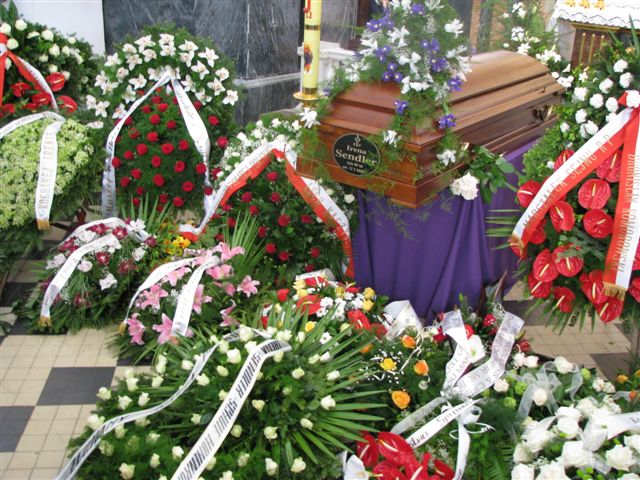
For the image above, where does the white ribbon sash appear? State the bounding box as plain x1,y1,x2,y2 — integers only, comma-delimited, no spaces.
171,256,221,336
382,300,422,339
55,330,242,480
171,338,291,480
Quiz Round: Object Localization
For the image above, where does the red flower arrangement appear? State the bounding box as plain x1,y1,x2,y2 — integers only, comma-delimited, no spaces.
112,87,231,213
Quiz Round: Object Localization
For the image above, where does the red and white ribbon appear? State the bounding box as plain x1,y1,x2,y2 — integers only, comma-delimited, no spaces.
0,33,57,112
180,141,355,277
511,93,640,299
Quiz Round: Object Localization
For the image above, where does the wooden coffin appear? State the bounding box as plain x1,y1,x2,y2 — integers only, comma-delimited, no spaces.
297,50,565,208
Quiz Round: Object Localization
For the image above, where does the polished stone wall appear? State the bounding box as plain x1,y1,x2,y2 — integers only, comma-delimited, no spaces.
103,0,357,123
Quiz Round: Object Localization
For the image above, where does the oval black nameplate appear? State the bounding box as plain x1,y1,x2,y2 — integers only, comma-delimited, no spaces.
332,133,380,176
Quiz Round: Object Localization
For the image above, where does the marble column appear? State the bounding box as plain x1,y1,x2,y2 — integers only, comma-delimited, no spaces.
102,0,358,124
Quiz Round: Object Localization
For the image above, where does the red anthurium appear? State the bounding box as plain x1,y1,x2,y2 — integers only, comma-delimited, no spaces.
483,314,496,328
276,289,290,303
31,92,51,107
45,72,66,92
296,294,322,315
596,150,621,183
533,249,559,282
356,432,379,468
527,272,552,299
516,180,541,208
578,179,611,210
304,277,327,288
377,432,415,466
554,149,574,171
57,95,77,113
628,277,640,303
464,324,474,339
530,218,547,245
433,459,455,480
583,209,613,239
579,270,606,305
404,459,430,480
348,309,371,330
633,242,640,270
596,296,623,323
549,201,575,232
372,462,407,480
552,244,584,277
0,103,15,115
553,286,576,313
10,81,30,97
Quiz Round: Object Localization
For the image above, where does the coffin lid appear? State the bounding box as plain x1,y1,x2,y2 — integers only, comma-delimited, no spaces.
324,50,556,146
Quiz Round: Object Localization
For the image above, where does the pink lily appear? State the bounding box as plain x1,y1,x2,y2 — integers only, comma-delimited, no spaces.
152,314,178,345
220,301,237,326
213,242,245,262
139,283,169,310
206,263,233,280
193,284,213,314
237,275,260,297
194,250,216,266
126,313,145,345
163,266,191,287
222,282,236,296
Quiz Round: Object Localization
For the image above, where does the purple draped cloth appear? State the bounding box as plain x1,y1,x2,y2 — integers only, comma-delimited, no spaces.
353,141,535,322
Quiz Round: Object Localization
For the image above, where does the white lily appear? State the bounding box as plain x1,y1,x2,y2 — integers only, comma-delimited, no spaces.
389,26,410,48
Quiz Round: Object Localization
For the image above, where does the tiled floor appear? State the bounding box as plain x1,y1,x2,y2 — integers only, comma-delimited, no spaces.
0,227,636,479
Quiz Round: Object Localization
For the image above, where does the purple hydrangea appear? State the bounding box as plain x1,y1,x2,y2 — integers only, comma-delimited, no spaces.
448,76,463,92
394,99,408,115
438,114,456,129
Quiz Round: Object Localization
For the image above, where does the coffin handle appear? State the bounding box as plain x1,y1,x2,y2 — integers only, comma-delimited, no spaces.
533,104,554,122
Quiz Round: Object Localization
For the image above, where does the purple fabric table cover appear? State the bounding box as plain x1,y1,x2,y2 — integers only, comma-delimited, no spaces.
353,140,535,322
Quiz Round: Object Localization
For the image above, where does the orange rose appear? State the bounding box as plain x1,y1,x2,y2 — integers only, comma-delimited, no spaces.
401,335,416,349
630,390,637,401
360,344,373,354
391,390,410,409
413,360,429,376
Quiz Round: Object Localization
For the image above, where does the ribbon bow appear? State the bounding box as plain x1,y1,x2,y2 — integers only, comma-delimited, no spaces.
0,33,57,111
511,90,640,302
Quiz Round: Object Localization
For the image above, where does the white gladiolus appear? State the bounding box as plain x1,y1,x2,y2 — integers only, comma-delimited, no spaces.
292,367,305,379
227,348,242,364
155,355,167,374
196,374,210,386
300,418,314,429
321,395,336,410
119,463,135,479
231,424,242,437
126,377,139,392
326,370,340,381
216,365,229,377
181,360,194,371
150,453,161,468
118,395,132,410
114,425,127,439
151,376,164,388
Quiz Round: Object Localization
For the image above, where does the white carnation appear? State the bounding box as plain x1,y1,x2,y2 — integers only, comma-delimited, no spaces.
493,378,509,393
553,356,575,374
573,87,588,102
589,93,604,109
620,72,634,89
575,109,588,124
614,59,628,72
606,97,619,113
599,78,614,93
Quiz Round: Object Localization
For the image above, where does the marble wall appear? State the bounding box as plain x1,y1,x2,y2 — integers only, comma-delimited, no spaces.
103,0,358,123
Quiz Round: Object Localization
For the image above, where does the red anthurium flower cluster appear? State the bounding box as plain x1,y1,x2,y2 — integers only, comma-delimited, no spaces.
113,87,230,212
515,146,640,323
355,432,454,480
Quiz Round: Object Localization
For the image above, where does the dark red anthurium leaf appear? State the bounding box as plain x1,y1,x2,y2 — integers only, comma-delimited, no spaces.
377,432,414,466
527,272,552,299
549,201,575,232
583,209,613,239
579,270,606,305
554,149,574,171
596,150,621,183
553,286,576,313
372,461,408,480
552,244,584,277
530,218,547,245
596,296,623,323
629,277,640,303
517,180,541,208
356,432,379,468
533,249,559,282
578,179,611,210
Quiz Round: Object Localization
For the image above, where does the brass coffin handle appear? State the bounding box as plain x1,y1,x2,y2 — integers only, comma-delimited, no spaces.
534,105,554,122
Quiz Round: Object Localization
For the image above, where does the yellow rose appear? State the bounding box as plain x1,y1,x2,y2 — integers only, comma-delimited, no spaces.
413,360,429,376
617,374,629,384
305,321,316,333
334,287,345,298
401,335,416,349
362,299,374,312
380,358,397,372
297,289,309,299
391,390,410,409
293,279,306,290
635,369,640,378
363,287,376,300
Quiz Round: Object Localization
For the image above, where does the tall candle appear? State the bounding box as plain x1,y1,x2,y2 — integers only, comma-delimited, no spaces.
295,0,322,106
